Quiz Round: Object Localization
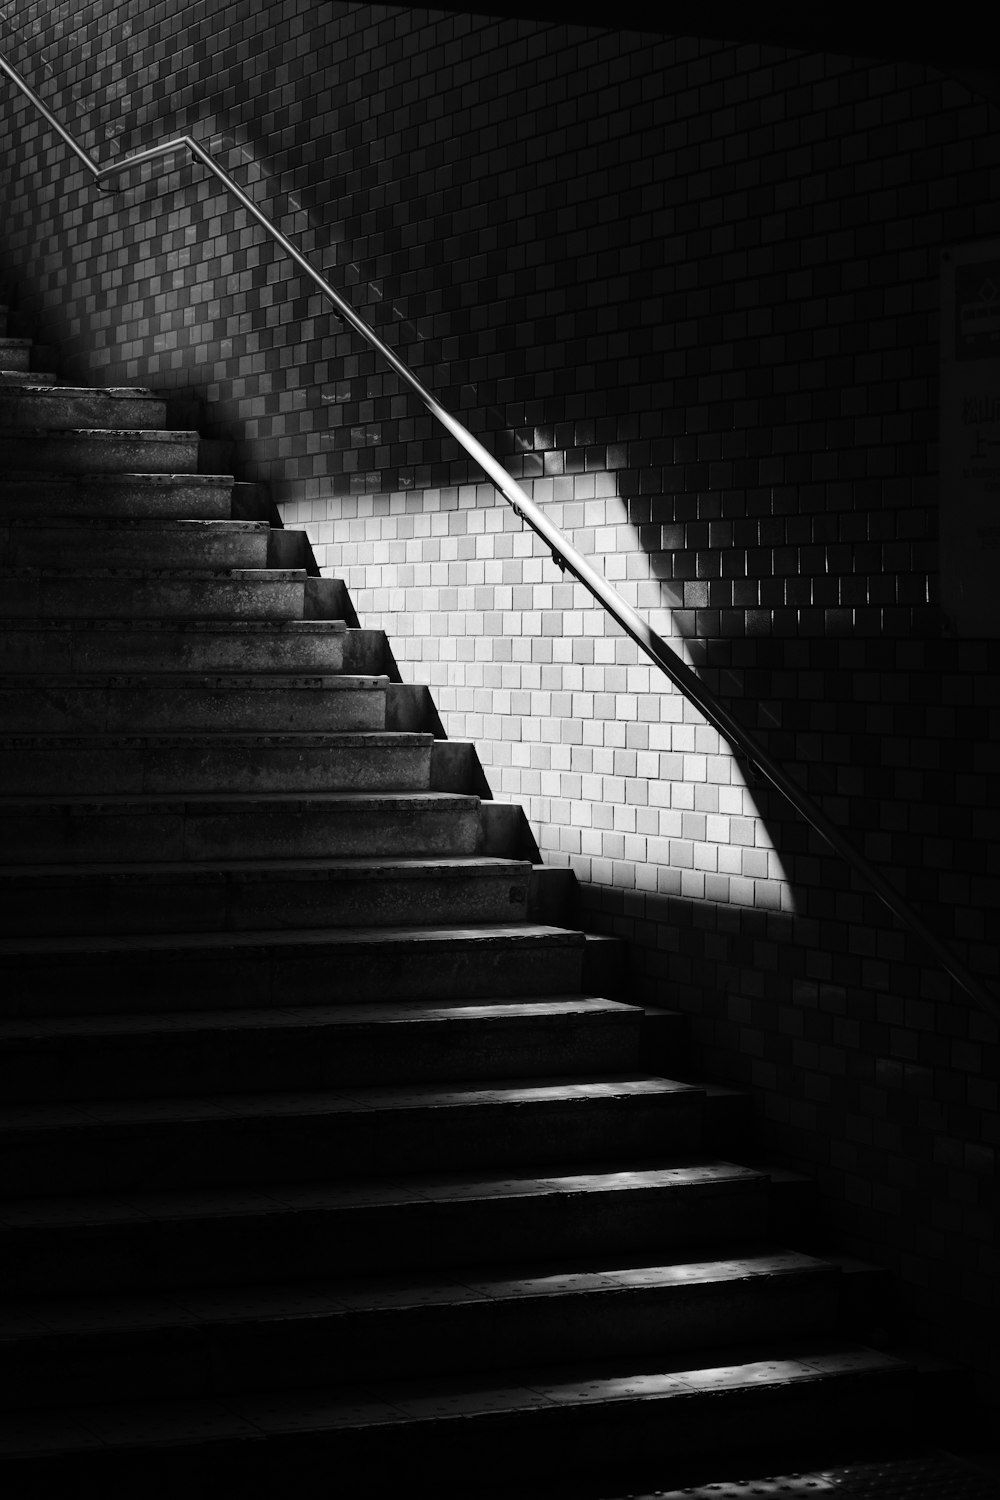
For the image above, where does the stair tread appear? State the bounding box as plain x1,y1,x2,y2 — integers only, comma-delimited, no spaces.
0,996,634,1041
1,517,265,530
0,789,472,810
0,855,529,879
0,921,580,957
0,1075,699,1133
1,618,348,632
0,1160,767,1228
0,730,428,746
0,671,385,686
0,384,158,398
0,1345,911,1454
0,565,307,579
1,471,232,485
0,1251,835,1339
0,426,196,439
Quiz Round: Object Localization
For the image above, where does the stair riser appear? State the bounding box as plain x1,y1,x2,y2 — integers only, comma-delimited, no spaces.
0,1179,770,1294
0,742,431,795
0,431,198,473
341,629,392,675
3,1094,702,1195
318,1372,915,1489
0,390,167,430
1,935,583,1016
0,1013,642,1102
0,869,530,938
0,524,269,569
0,626,346,675
0,475,233,519
0,368,57,385
0,338,30,368
0,683,387,734
0,803,480,866
0,575,308,620
0,1370,917,1492
0,1275,839,1409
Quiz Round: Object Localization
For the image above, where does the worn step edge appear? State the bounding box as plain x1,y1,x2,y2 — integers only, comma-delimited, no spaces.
0,1255,842,1406
0,517,265,533
0,426,196,441
0,996,643,1098
0,790,476,822
0,1080,707,1194
0,920,580,960
0,854,531,884
0,1162,774,1294
0,1160,769,1230
0,470,231,487
0,1348,915,1471
0,730,425,748
0,671,387,689
0,619,348,635
0,856,534,938
0,1078,705,1190
0,565,309,581
0,371,58,386
0,383,160,397
0,1250,836,1344
0,995,637,1044
0,1074,699,1134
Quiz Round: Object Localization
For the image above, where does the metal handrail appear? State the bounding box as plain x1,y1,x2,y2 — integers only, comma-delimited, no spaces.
2,50,997,1024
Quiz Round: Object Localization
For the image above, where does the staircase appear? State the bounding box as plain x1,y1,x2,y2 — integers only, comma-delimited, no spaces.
0,302,923,1494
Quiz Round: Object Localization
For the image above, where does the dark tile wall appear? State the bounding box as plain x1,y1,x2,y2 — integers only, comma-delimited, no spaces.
1,1,997,1380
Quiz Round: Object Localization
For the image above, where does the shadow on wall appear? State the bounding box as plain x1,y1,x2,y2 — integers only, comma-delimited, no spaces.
182,132,799,916
1,93,797,917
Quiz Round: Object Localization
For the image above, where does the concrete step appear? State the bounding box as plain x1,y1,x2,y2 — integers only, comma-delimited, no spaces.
811,1252,894,1343
430,738,493,796
0,731,433,794
0,672,388,733
0,517,270,569
0,855,533,936
0,1252,842,1407
0,618,349,675
0,567,311,619
0,923,586,1016
0,1076,705,1195
0,385,168,431
641,1005,693,1074
342,627,393,674
0,1161,771,1294
0,1347,918,1492
0,337,32,370
0,789,480,866
0,1347,916,1493
0,471,234,519
575,931,633,1003
0,427,199,473
0,370,59,388
0,997,644,1101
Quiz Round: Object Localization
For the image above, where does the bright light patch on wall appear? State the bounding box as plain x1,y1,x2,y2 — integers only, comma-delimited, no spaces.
547,478,797,914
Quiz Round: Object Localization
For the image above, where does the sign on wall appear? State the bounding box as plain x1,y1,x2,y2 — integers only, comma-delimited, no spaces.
941,243,1000,636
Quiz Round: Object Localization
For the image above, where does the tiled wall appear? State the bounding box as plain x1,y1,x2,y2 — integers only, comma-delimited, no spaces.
1,1,998,1381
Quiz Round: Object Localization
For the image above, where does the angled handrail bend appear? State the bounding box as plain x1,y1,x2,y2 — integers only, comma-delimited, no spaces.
2,50,996,1023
